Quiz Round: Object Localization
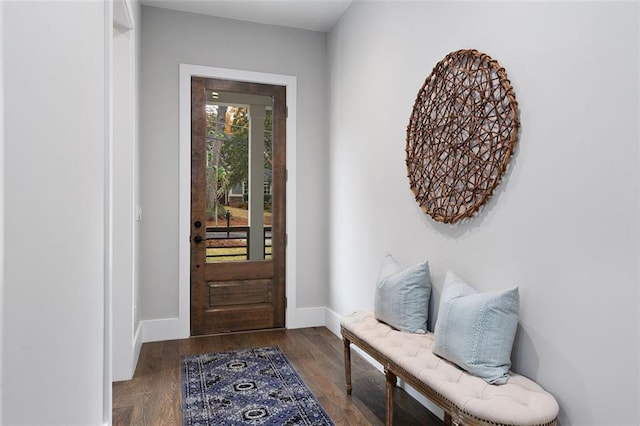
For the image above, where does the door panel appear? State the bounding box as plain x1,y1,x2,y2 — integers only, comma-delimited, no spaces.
191,77,286,335
207,280,272,307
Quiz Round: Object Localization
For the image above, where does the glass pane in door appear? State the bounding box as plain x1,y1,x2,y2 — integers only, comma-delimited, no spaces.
204,91,273,263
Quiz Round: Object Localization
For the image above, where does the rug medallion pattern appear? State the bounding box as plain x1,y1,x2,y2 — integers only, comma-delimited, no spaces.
182,346,334,425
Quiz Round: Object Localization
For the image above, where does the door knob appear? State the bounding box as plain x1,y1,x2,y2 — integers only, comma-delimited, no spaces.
194,235,203,243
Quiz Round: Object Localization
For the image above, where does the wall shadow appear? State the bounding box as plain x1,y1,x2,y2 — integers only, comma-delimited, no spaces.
512,323,591,425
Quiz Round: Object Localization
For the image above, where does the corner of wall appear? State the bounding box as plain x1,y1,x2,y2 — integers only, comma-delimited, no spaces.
287,307,326,329
324,307,342,337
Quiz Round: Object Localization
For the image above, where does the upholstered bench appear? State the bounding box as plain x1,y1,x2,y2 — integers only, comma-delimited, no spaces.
341,311,559,426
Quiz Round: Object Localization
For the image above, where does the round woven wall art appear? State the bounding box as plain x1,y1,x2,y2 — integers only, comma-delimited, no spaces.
406,49,519,223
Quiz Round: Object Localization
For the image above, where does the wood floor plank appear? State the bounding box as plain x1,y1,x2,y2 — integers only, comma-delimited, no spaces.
112,327,443,425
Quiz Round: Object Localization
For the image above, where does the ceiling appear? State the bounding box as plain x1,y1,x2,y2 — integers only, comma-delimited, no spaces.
140,0,354,32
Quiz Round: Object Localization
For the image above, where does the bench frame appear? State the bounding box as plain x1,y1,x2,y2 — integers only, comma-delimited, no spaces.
341,325,558,426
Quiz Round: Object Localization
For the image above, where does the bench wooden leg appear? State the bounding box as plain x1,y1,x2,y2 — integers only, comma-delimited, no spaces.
343,337,352,394
385,369,396,426
444,412,452,425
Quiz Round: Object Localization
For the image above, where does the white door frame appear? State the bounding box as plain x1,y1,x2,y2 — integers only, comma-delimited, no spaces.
141,64,298,340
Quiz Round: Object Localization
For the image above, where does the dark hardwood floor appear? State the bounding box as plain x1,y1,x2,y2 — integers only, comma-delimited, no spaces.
112,326,444,425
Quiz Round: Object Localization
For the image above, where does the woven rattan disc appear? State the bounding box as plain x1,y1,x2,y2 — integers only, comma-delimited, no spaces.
406,49,519,223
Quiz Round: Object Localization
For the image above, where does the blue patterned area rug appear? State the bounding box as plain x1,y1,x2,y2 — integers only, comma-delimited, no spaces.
182,346,334,425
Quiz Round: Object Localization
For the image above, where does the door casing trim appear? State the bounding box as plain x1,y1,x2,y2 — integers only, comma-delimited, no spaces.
171,64,298,339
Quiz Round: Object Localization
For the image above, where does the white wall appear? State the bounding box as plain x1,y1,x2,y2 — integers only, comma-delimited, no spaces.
327,2,639,425
2,1,108,424
139,6,328,325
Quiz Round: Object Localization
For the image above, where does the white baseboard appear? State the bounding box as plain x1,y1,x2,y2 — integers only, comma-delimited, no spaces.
142,317,188,343
400,381,444,420
286,306,326,329
132,321,143,372
112,322,145,382
140,306,328,342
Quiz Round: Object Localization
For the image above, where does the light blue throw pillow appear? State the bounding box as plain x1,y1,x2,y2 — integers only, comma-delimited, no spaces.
433,271,519,385
374,254,431,334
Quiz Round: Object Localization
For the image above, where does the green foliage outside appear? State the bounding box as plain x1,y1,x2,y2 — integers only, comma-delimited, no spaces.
205,104,273,219
222,107,273,190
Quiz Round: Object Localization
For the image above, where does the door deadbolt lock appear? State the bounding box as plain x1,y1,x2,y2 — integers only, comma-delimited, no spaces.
194,220,202,228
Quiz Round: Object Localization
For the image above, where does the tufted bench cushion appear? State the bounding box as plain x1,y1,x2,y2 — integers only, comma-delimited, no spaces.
341,311,559,426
